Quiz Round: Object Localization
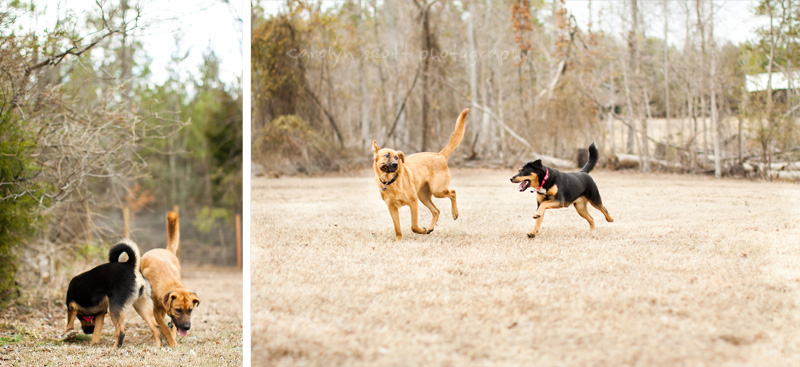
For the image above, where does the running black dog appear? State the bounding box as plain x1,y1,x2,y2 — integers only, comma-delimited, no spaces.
510,143,613,238
65,239,161,347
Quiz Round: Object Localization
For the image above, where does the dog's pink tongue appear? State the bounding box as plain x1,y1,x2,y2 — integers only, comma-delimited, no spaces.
178,328,188,337
518,181,527,192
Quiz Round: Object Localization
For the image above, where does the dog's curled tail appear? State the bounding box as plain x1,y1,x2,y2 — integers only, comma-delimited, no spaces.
166,211,180,255
581,142,599,174
439,108,469,158
108,239,141,269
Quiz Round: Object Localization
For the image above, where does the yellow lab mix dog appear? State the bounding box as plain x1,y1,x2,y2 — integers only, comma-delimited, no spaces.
372,108,469,241
141,211,200,347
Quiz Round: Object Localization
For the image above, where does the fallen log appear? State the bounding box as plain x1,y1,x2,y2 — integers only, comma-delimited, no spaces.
610,154,684,172
773,170,800,181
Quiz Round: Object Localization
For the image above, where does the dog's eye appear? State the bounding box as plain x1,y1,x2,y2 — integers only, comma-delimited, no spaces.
384,153,389,158
175,308,182,314
188,309,193,314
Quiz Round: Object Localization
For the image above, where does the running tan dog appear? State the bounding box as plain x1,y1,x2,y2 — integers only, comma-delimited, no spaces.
372,108,469,241
141,212,200,347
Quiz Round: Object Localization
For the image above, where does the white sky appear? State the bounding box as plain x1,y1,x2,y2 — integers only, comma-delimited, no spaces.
259,0,768,47
566,0,769,47
12,0,242,88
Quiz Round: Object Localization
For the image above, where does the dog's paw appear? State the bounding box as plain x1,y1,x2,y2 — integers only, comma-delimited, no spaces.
533,214,540,219
453,213,459,220
527,232,536,239
426,228,434,234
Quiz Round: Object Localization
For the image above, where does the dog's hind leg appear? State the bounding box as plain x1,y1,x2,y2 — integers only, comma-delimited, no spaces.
109,309,125,348
133,296,162,347
409,200,432,234
418,185,440,231
590,200,614,222
433,189,458,220
90,314,105,346
574,199,595,230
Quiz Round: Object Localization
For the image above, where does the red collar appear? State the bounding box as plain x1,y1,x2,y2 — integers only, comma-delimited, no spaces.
80,315,96,322
535,168,549,190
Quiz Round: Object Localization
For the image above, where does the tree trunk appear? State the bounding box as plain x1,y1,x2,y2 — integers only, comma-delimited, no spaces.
421,3,432,151
466,2,480,157
710,1,721,178
357,0,371,150
663,0,671,156
626,0,638,156
627,0,649,171
482,0,496,156
766,0,776,180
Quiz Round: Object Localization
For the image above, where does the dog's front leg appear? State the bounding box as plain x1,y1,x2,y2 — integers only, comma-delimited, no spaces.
154,308,177,347
529,200,561,238
65,307,77,335
409,200,431,234
388,204,403,241
90,314,105,346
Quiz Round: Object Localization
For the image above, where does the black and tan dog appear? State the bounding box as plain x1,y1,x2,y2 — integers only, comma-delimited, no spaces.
372,108,469,241
141,211,200,347
510,143,613,238
65,239,161,347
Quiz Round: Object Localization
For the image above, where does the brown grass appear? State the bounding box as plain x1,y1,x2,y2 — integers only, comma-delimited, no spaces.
252,169,800,366
1,267,242,366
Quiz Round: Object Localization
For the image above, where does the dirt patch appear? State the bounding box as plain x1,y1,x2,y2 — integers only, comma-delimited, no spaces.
2,267,242,366
251,169,800,366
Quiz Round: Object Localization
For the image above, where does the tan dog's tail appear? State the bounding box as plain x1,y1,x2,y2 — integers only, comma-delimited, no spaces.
439,108,469,158
166,211,180,255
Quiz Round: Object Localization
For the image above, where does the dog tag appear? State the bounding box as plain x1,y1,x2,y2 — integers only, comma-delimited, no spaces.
536,188,547,195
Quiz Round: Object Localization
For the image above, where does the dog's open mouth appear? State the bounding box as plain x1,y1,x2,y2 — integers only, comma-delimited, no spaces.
518,179,531,192
177,327,188,337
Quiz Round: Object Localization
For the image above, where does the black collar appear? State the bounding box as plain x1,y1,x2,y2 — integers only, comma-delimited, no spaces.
380,171,399,191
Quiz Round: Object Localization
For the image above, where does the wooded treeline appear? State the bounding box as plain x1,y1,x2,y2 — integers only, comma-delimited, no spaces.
0,1,242,302
252,0,800,179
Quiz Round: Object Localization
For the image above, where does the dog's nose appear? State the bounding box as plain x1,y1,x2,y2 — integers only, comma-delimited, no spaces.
510,177,514,182
182,324,191,331
390,162,398,168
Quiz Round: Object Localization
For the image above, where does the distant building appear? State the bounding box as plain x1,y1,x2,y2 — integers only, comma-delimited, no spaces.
746,72,796,92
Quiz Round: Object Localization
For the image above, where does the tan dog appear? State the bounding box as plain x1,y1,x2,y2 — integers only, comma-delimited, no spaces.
141,211,200,347
372,108,469,241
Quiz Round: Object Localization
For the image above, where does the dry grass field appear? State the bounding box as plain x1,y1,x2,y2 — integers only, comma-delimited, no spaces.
252,168,800,366
0,267,242,366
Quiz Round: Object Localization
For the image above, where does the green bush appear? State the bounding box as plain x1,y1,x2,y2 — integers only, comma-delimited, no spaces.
0,113,42,303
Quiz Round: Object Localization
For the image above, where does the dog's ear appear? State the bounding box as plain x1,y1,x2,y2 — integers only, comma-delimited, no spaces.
532,159,542,167
190,292,200,308
163,291,176,309
398,151,405,163
372,140,380,155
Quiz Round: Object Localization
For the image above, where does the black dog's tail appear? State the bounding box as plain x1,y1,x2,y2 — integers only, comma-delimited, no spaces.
108,239,141,269
581,143,598,174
